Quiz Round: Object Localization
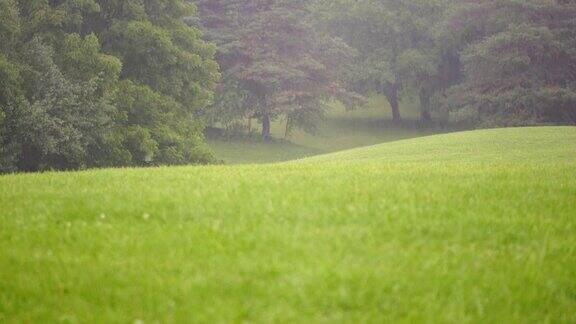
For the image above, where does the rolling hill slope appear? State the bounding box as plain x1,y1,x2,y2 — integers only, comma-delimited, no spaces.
302,126,576,163
0,127,575,323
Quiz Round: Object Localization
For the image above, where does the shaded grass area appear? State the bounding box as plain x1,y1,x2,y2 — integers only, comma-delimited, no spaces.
1,127,575,322
206,96,459,164
205,128,323,164
279,97,451,152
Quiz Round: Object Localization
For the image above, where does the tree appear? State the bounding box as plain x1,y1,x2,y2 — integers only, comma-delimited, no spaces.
0,0,220,172
316,0,451,124
91,0,220,163
445,0,576,126
4,37,120,171
195,0,356,139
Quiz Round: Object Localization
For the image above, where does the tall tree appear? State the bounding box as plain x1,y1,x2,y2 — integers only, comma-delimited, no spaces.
195,0,356,139
316,0,451,124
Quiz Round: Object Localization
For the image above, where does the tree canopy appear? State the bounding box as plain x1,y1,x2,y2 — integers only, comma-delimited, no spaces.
195,0,358,139
445,0,576,126
315,0,575,126
0,0,219,173
315,0,453,124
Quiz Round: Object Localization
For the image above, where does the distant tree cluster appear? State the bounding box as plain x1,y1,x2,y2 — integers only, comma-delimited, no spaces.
445,0,576,126
316,0,576,127
196,0,575,138
0,0,219,173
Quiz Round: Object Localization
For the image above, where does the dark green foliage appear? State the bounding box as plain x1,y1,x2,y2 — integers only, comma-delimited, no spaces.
445,0,576,126
17,38,115,171
0,0,218,173
113,80,214,165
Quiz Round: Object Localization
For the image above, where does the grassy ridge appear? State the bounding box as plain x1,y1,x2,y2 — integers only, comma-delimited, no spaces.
303,126,576,163
1,127,575,322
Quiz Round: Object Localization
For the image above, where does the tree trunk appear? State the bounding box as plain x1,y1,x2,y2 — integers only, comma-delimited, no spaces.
419,88,432,124
18,143,41,172
262,110,271,140
284,118,290,139
385,84,402,124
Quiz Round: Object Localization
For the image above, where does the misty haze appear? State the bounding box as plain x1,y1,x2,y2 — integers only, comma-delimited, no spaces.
0,0,575,322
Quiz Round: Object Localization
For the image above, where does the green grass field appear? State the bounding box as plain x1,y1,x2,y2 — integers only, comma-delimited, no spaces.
1,127,576,323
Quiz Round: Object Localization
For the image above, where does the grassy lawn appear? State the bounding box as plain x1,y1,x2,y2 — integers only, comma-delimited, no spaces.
1,127,575,322
207,96,456,164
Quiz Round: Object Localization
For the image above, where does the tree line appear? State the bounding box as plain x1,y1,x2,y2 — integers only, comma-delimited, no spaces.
198,0,576,137
1,0,575,172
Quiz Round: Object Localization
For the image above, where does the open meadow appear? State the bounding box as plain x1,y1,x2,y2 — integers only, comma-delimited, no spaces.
1,127,575,323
